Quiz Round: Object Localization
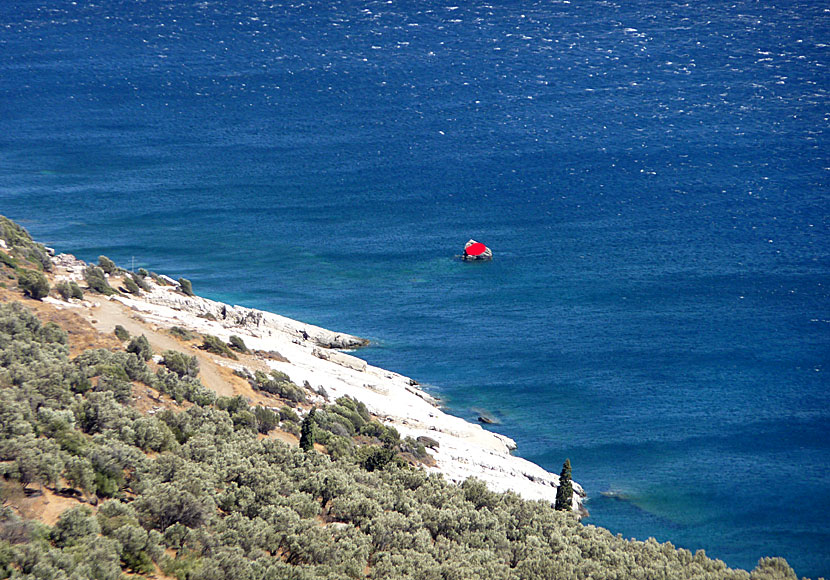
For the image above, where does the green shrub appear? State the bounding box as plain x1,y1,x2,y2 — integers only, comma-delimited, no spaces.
114,325,130,341
95,373,133,404
153,368,216,407
359,421,400,447
360,446,398,472
64,456,96,498
17,269,50,300
228,335,249,354
126,335,153,361
0,216,33,248
750,557,797,580
69,280,83,299
253,406,278,434
0,250,17,268
401,436,429,460
122,275,141,295
56,280,84,301
461,477,500,510
328,401,367,433
250,370,306,402
132,273,151,292
52,506,100,547
161,350,199,379
84,265,116,295
279,406,301,423
281,421,300,437
325,435,355,461
199,334,238,360
169,326,196,341
98,255,117,274
178,277,194,296
160,552,203,579
122,549,155,575
0,216,52,271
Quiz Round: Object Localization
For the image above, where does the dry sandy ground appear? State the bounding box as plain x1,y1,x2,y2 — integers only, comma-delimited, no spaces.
84,296,236,398
82,292,300,411
2,483,85,527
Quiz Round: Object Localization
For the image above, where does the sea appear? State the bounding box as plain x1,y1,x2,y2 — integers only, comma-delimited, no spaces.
1,0,827,576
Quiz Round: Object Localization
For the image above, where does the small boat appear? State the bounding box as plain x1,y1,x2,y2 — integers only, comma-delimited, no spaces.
462,239,493,261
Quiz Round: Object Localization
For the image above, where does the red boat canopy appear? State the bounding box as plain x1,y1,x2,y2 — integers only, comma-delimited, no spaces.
465,242,488,256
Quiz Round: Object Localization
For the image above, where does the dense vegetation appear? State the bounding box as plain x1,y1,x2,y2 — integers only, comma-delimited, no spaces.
0,216,803,579
0,302,802,579
0,217,53,301
0,218,52,276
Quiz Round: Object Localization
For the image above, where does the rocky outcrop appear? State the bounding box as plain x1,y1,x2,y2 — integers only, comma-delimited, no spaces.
54,255,368,351
313,348,368,372
461,239,493,261
138,289,369,350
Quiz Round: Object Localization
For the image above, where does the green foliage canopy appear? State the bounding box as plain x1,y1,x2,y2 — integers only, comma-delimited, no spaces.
17,269,50,300
555,458,573,511
0,300,798,580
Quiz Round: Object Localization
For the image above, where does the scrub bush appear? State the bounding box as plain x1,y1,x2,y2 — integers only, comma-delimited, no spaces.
169,326,196,341
0,249,16,268
254,406,279,434
228,335,249,353
126,335,153,361
199,334,238,360
122,275,141,294
84,265,116,295
161,350,199,379
132,273,152,292
17,269,49,300
0,216,52,271
114,325,130,341
250,370,306,402
98,255,117,274
56,280,84,301
178,277,194,296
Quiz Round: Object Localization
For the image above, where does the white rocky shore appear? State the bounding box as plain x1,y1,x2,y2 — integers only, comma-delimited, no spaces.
53,254,585,512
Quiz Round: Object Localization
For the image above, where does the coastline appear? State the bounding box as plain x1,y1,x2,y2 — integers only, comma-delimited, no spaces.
51,253,586,513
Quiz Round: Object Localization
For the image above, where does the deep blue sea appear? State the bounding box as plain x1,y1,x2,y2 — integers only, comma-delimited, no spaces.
1,0,827,576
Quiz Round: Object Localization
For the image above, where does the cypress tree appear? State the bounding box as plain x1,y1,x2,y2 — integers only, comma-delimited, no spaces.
555,458,573,511
299,408,316,452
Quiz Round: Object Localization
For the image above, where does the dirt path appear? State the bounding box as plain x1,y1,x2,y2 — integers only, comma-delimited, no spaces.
85,298,235,397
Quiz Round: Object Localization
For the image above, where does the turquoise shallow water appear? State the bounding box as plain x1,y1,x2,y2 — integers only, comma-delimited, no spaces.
1,0,828,576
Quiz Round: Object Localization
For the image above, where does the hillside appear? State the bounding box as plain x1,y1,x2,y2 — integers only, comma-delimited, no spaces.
0,216,803,579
